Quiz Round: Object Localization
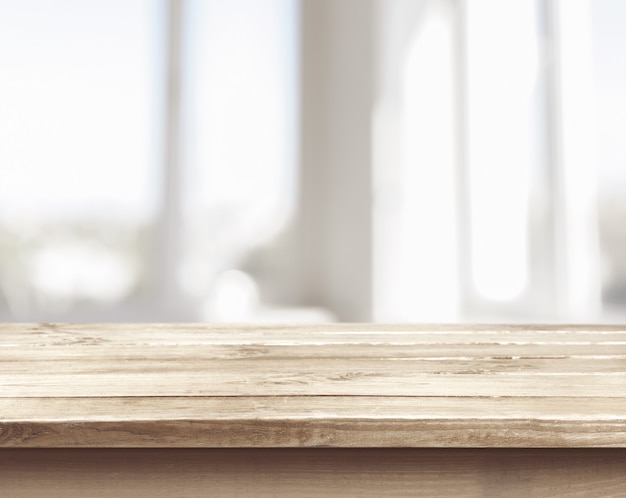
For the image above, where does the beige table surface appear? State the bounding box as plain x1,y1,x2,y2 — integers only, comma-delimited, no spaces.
1,323,626,496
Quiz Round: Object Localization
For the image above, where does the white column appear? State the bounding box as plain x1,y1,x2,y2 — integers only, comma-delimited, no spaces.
297,0,375,321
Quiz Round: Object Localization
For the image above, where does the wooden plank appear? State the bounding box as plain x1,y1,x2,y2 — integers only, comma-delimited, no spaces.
1,323,625,448
1,448,626,497
5,322,626,333
4,356,626,374
4,396,626,422
2,396,626,447
3,322,626,345
2,343,625,361
2,371,625,397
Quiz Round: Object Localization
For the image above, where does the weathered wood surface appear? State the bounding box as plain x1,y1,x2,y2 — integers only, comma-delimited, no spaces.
1,323,625,447
2,448,626,497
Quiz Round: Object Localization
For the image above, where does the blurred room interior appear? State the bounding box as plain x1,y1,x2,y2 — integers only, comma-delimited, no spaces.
0,0,625,324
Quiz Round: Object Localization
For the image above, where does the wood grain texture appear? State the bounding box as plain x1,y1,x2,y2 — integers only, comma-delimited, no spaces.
1,323,625,447
2,448,626,497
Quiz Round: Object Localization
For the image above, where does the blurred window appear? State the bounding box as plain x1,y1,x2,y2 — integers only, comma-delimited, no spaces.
2,0,624,324
0,0,297,321
0,0,159,319
592,0,626,315
178,0,298,316
374,0,626,323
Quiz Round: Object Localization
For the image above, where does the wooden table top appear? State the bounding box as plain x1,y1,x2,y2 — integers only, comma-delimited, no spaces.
1,323,625,448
